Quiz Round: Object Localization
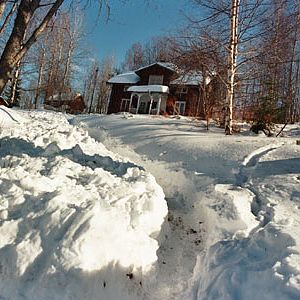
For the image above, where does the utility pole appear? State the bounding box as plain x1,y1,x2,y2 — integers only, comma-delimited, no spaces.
88,67,98,114
226,0,240,135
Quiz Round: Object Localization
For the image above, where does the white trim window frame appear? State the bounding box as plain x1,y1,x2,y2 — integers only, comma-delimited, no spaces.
174,101,186,115
148,75,164,85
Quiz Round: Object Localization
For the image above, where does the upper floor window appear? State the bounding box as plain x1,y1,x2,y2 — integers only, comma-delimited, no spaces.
148,75,163,85
176,86,188,94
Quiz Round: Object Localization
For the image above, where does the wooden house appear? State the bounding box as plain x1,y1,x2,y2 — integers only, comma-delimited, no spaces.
44,92,86,114
107,62,207,117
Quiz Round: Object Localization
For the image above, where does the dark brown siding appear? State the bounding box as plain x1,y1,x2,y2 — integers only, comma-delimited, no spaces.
169,85,203,117
135,65,177,86
107,84,132,114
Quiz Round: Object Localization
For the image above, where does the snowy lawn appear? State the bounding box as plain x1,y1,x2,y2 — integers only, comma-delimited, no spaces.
1,107,300,300
75,113,300,300
0,107,167,300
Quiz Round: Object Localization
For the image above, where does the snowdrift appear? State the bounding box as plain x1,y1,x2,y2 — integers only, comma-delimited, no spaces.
0,109,167,299
78,114,300,300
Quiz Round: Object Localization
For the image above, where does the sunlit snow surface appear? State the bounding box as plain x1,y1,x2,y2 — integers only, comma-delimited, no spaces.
1,107,300,300
77,113,300,300
0,108,167,299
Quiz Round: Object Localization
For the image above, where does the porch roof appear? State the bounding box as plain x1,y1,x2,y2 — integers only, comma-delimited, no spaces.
127,85,169,93
107,72,140,84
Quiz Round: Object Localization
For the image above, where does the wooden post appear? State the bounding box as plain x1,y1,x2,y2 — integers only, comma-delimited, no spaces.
129,93,134,113
149,93,153,114
157,95,161,115
136,94,141,114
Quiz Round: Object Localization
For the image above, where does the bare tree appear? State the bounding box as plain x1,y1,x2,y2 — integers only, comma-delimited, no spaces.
0,0,65,93
84,56,115,114
0,0,110,94
122,42,144,71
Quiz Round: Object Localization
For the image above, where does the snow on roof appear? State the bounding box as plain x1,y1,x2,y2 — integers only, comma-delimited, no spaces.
135,62,177,73
170,72,205,86
127,85,169,93
107,72,140,84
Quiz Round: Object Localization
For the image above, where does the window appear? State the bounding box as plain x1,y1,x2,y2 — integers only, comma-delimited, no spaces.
120,99,130,112
176,86,188,94
174,101,186,115
148,75,163,85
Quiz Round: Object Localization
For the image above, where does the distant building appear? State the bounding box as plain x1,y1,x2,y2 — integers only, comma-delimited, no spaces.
106,62,209,117
44,93,86,114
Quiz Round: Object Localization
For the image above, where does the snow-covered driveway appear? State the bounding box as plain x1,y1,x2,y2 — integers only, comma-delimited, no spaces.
75,113,300,300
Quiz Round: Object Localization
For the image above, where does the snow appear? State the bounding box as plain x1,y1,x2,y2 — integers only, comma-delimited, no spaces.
0,106,26,127
75,114,300,300
107,72,140,84
127,85,169,93
170,72,204,86
135,62,177,73
1,107,300,299
0,108,167,299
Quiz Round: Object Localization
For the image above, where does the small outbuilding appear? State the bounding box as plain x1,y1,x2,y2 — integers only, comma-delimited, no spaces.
68,93,86,114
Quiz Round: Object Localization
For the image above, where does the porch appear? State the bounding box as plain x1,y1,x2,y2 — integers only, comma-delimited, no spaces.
127,85,169,115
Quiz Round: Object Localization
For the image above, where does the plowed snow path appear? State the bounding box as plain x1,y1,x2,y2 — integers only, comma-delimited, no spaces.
74,114,300,299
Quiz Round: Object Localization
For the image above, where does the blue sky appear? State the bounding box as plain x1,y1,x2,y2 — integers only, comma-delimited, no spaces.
84,1,191,67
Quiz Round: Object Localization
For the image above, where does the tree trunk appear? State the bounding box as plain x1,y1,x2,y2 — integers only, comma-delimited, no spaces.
226,0,240,135
88,68,98,114
0,1,8,21
0,0,64,94
0,0,40,93
34,50,45,109
10,59,21,105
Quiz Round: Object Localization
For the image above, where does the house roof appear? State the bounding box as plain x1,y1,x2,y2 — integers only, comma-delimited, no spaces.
127,85,169,93
170,72,202,86
170,72,212,86
135,62,178,73
107,72,140,84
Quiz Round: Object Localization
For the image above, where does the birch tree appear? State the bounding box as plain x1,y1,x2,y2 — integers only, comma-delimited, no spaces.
225,0,240,134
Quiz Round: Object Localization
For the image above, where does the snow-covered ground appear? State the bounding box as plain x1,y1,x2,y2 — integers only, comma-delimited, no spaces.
75,113,300,300
1,107,300,299
0,107,167,300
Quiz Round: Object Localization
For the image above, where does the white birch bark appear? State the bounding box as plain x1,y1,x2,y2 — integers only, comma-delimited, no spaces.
226,0,240,135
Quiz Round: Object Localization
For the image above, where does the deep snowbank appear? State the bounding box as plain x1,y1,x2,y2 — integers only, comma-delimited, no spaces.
187,142,300,300
0,109,167,299
76,114,300,300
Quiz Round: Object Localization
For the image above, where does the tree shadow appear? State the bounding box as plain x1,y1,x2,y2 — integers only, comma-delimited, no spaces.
255,157,300,177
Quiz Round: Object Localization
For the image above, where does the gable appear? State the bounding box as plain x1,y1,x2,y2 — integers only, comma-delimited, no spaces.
135,63,177,86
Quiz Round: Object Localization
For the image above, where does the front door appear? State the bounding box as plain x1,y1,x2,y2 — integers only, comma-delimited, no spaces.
138,101,147,114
